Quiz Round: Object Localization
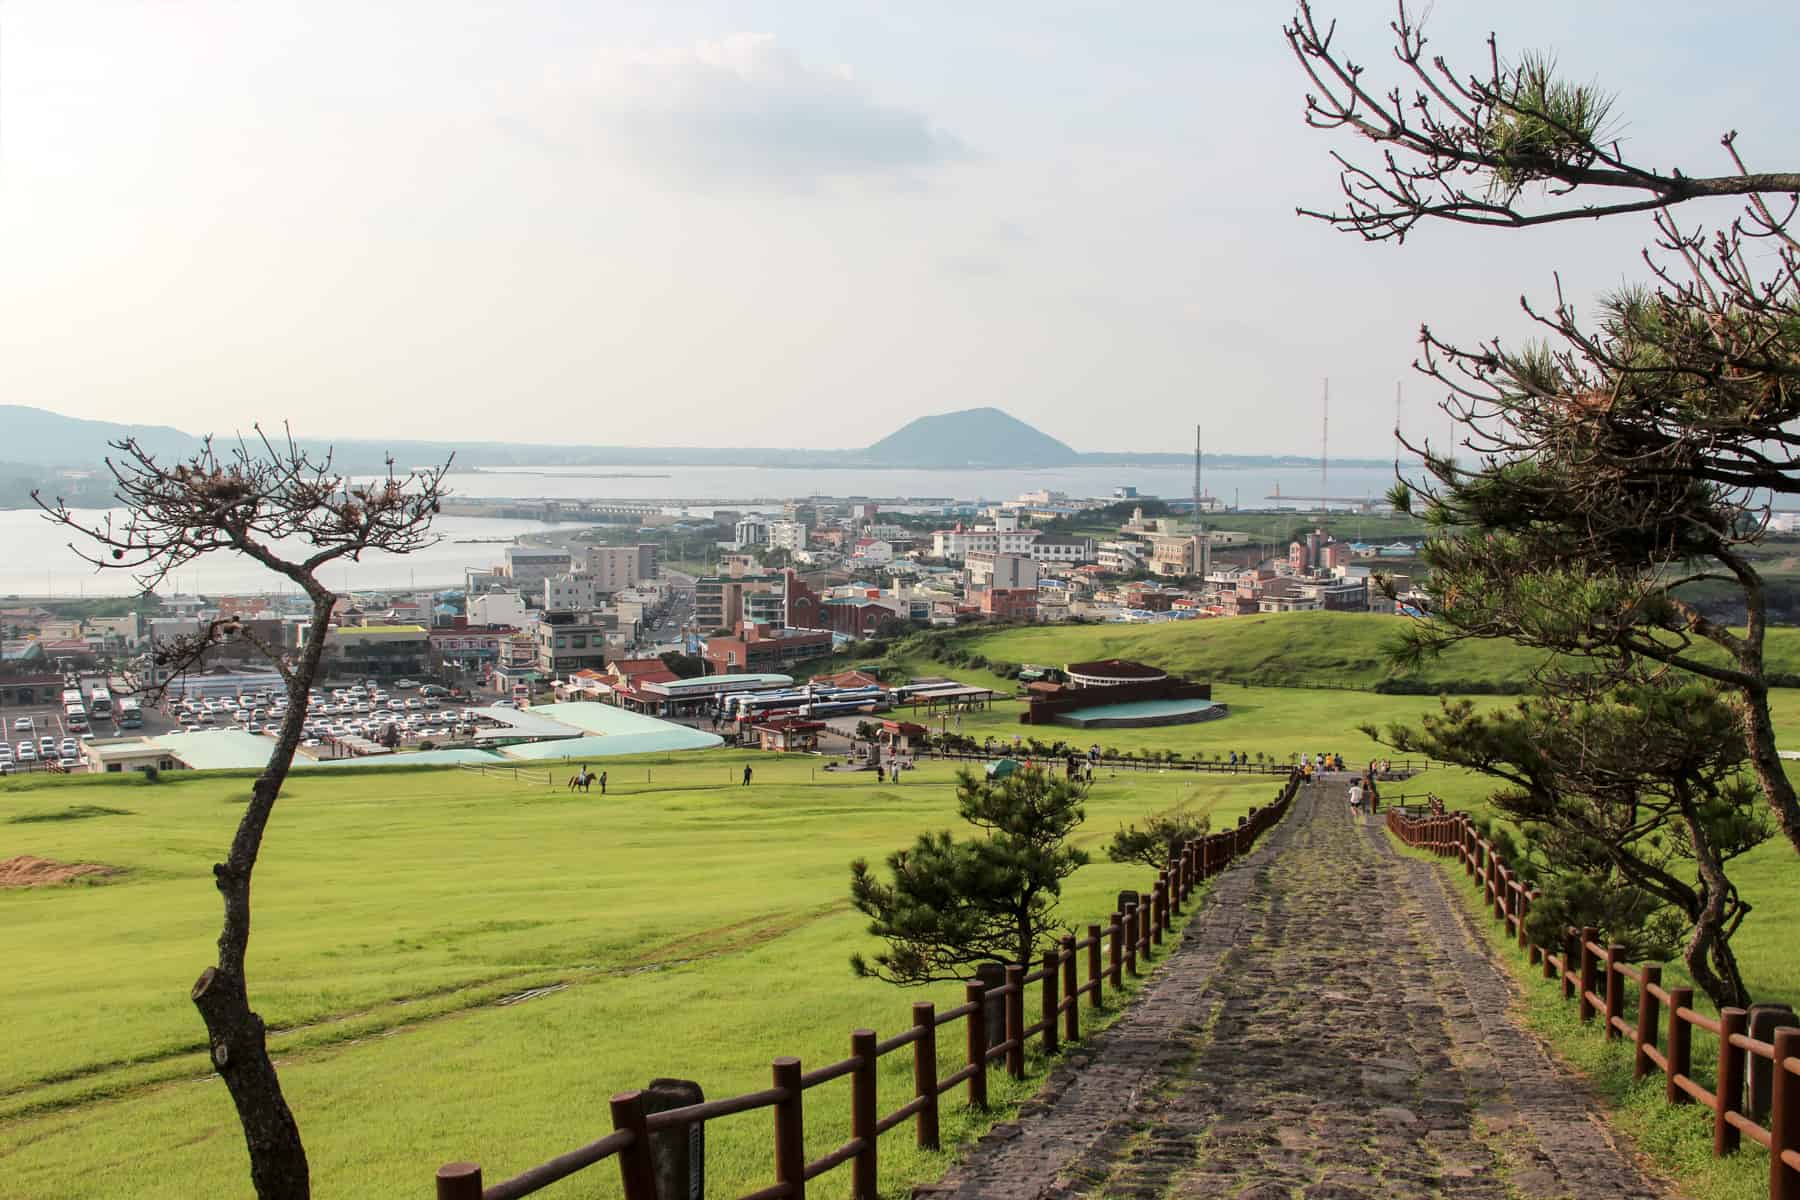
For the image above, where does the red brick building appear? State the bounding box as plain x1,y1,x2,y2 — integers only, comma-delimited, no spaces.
703,622,834,674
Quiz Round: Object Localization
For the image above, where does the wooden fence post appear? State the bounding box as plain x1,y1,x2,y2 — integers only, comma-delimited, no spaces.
1005,964,1026,1079
965,980,988,1110
1138,899,1152,962
1123,902,1139,977
1108,913,1124,989
1578,927,1599,1023
1603,945,1626,1040
1561,928,1579,1003
1170,862,1182,916
1061,936,1079,1043
1771,1027,1800,1200
611,1089,660,1200
851,1030,878,1200
1087,924,1103,1010
912,1002,939,1151
1516,886,1531,950
1152,875,1166,946
1634,965,1662,1081
1041,950,1060,1056
773,1057,806,1200
1667,987,1696,1106
1717,1007,1749,1155
435,1163,482,1200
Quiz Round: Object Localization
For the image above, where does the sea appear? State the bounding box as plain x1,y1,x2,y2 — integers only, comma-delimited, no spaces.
2,462,1410,598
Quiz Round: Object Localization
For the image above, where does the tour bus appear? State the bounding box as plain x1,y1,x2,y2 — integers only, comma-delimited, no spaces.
116,698,143,729
61,689,84,709
88,688,113,719
64,705,89,733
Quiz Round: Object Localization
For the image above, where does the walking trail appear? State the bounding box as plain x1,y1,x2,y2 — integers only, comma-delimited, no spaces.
924,783,1679,1200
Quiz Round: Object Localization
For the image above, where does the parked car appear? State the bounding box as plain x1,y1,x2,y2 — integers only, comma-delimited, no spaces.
394,678,419,689
12,716,32,732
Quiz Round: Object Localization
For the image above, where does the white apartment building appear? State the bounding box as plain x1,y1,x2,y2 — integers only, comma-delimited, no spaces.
964,552,1039,590
1096,541,1147,573
468,591,529,627
850,538,894,565
584,545,642,593
734,518,769,548
543,574,599,612
931,524,1041,561
768,520,809,552
504,547,573,588
1026,535,1095,564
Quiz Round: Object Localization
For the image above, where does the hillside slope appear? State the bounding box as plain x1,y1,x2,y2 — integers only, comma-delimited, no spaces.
948,612,1800,690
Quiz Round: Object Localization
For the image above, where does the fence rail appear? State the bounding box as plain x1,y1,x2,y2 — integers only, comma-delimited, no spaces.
918,749,1435,776
434,776,1303,1200
1388,807,1800,1200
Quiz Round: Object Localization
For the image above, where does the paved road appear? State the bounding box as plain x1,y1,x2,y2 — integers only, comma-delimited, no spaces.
926,784,1675,1200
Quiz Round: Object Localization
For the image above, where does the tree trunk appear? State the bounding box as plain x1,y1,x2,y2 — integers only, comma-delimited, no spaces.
193,960,309,1198
1676,787,1753,1009
1738,687,1800,857
190,593,333,1199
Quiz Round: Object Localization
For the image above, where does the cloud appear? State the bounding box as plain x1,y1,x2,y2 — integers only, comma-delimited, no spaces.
529,34,967,185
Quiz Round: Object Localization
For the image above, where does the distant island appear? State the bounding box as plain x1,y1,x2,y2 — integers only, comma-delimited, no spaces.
0,403,1394,507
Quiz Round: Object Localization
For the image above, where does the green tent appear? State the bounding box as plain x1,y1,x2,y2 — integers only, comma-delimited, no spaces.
986,757,1021,780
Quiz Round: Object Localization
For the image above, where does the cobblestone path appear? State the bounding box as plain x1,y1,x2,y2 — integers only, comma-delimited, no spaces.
924,784,1678,1200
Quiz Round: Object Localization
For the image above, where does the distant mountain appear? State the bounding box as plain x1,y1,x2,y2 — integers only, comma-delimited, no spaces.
0,404,200,467
862,407,1079,467
0,404,1393,508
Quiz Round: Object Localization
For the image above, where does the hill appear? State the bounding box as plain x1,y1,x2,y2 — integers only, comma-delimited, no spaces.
862,407,1080,467
0,405,199,469
885,612,1800,692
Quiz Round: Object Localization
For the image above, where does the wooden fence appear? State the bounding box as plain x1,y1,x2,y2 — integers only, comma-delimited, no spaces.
920,749,1435,777
433,776,1303,1200
1387,807,1800,1200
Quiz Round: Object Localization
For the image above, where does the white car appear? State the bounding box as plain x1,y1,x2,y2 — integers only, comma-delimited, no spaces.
13,716,32,732
59,756,80,771
17,743,37,761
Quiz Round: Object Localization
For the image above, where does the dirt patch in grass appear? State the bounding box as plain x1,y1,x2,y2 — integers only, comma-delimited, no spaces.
0,856,121,889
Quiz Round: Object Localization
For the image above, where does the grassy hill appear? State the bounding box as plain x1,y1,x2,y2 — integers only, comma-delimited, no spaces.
855,612,1800,693
0,754,1264,1199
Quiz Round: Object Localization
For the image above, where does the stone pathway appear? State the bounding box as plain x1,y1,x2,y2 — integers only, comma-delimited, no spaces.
923,784,1678,1200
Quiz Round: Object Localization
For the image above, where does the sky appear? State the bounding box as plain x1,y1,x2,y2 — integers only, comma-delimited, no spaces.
2,1,1797,458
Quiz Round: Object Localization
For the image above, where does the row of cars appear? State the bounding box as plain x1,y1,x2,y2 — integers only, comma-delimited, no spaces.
1,726,84,774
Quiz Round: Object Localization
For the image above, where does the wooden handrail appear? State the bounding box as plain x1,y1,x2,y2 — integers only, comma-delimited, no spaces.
436,775,1304,1198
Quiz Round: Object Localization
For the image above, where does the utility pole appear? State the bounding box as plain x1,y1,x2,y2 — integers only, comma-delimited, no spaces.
1320,378,1330,522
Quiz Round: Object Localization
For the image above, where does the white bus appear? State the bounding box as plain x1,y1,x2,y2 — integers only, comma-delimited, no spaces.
116,698,143,729
61,689,85,709
64,705,89,732
88,688,113,719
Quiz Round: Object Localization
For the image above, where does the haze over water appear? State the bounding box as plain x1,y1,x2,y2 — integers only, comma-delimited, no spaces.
3,463,1413,598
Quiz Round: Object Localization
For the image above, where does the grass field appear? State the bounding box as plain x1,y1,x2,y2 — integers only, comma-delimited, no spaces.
837,611,1800,692
0,753,1283,1199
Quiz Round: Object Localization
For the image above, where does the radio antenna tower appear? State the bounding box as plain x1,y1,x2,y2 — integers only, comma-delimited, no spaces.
1394,381,1402,471
1320,378,1329,519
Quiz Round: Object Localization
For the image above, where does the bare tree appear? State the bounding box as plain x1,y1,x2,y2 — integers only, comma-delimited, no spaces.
35,429,449,1200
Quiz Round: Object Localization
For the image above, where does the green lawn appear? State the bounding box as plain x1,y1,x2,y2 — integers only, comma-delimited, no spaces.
0,754,1280,1199
848,611,1800,692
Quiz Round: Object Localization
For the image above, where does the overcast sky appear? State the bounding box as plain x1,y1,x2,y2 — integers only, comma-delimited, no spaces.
3,1,1796,457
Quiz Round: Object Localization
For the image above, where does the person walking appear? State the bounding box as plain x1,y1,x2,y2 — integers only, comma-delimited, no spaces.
1347,779,1364,815
599,770,608,796
742,764,753,786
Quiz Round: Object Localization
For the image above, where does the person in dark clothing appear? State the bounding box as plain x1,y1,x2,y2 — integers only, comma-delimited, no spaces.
599,770,608,796
742,764,753,786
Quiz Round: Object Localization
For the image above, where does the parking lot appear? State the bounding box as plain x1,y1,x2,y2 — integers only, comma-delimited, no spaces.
0,674,156,775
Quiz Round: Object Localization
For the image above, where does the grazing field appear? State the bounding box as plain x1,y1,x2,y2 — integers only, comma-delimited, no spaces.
834,611,1800,692
0,753,1281,1199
